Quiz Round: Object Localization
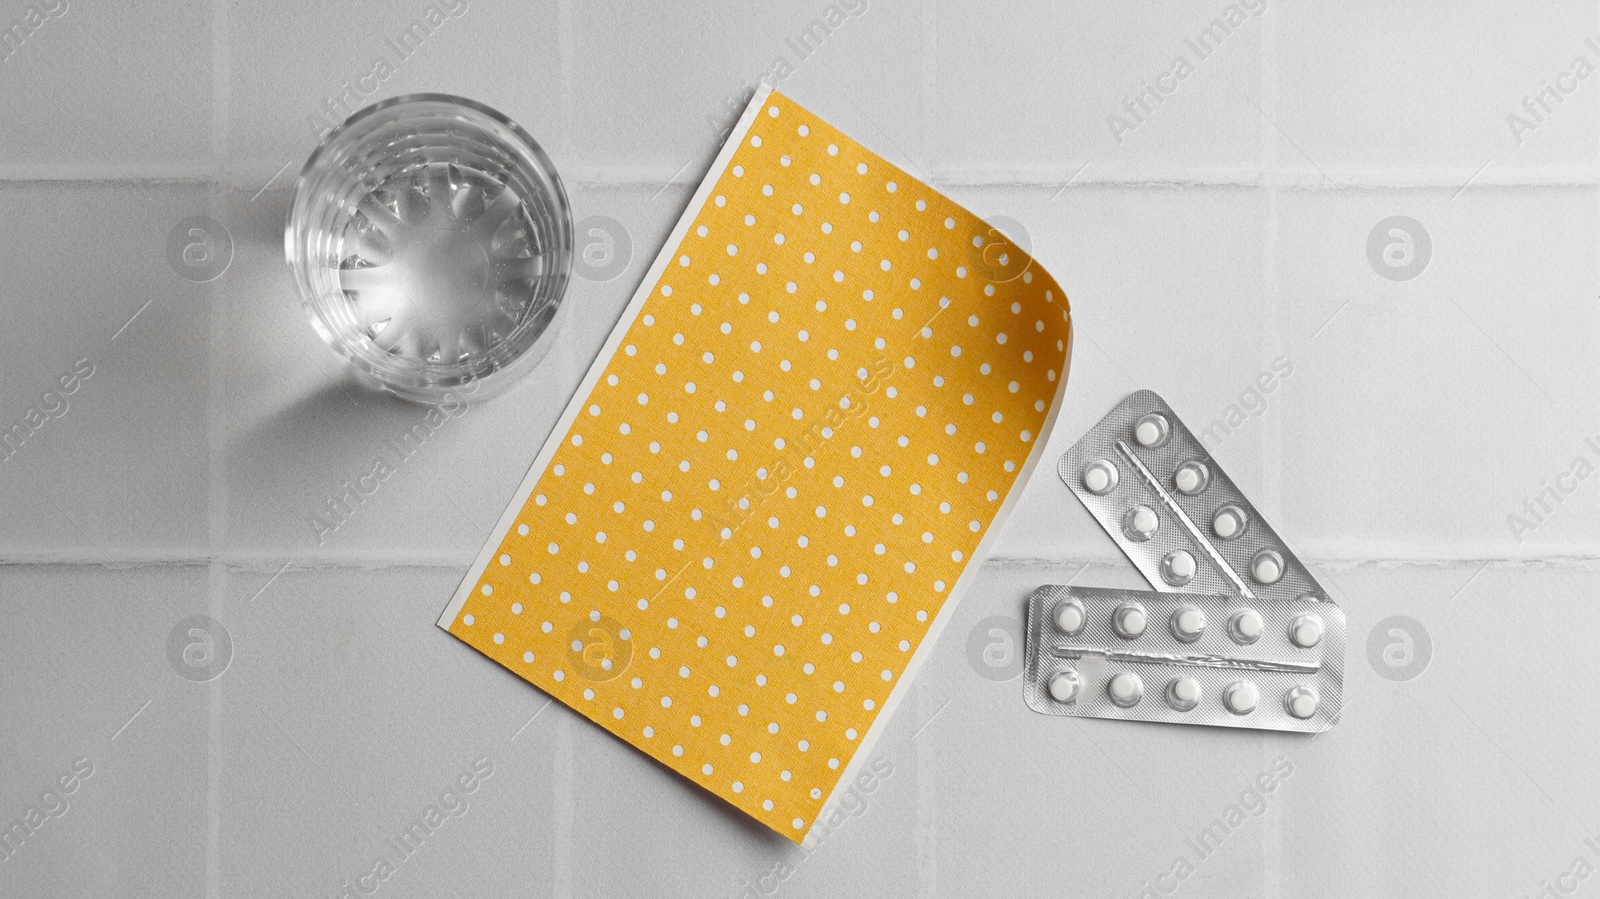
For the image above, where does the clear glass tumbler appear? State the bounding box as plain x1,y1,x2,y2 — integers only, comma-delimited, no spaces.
285,94,572,403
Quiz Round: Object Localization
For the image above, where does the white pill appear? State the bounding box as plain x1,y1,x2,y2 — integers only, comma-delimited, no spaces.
1285,685,1319,719
1223,681,1259,715
1048,670,1082,703
1166,676,1202,711
1251,549,1284,584
1134,413,1169,447
1113,602,1147,639
1053,600,1086,635
1107,672,1143,707
1229,609,1264,644
1161,550,1196,586
1082,459,1118,495
1170,605,1206,641
1123,505,1159,541
1173,461,1209,495
1212,505,1246,541
1289,615,1324,648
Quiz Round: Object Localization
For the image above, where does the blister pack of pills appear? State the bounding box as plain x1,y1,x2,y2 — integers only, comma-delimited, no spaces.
1057,390,1325,605
1023,586,1344,732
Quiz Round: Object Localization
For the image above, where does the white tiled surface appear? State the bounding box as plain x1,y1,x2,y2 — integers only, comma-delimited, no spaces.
3,1,1598,896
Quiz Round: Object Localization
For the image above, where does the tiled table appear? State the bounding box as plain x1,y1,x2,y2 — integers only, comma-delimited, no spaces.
3,1,1597,896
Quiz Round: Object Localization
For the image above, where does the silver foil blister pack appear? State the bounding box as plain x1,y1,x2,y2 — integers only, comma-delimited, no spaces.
1056,389,1325,605
1023,585,1345,733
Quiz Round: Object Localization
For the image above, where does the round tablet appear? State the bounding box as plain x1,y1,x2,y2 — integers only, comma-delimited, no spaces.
1289,614,1324,648
1053,600,1086,635
1229,609,1264,644
1048,670,1082,703
1082,459,1119,495
1160,550,1196,586
1250,549,1284,585
1123,505,1159,542
1166,676,1201,711
1170,605,1206,642
1212,505,1247,541
1223,680,1259,715
1134,413,1170,448
1112,601,1147,639
1173,461,1210,495
1284,685,1319,719
1107,672,1144,707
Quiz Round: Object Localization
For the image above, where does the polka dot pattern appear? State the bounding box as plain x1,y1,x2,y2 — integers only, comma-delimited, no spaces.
445,89,1071,840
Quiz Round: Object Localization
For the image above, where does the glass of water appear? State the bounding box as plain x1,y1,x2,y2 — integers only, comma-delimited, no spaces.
285,94,572,403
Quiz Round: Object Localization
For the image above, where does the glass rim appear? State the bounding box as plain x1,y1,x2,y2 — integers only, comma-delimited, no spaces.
283,92,574,403
300,93,544,173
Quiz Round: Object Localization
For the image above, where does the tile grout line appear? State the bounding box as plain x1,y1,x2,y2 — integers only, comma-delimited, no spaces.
557,0,575,168
10,164,1600,190
207,0,231,896
1258,2,1283,524
552,716,575,899
1258,8,1285,898
553,9,576,896
913,680,938,899
920,0,937,175
0,551,1592,569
